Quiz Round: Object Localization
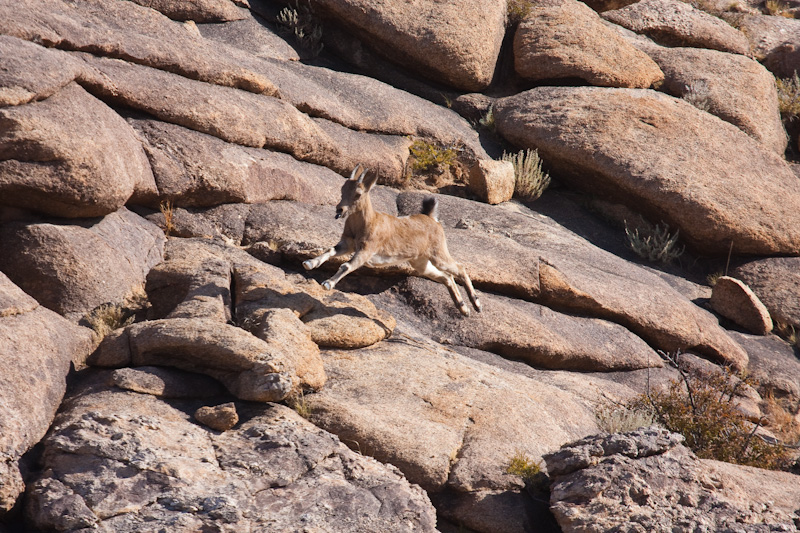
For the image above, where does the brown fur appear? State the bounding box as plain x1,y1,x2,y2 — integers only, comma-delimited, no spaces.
303,166,481,316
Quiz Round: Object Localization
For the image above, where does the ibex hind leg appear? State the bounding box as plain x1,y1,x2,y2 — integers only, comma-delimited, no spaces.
437,260,481,313
415,259,470,317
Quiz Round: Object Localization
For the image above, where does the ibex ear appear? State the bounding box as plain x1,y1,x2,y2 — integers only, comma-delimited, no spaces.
362,169,378,192
349,164,362,181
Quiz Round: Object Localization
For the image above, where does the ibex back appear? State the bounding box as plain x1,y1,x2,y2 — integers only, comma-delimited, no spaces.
303,166,481,316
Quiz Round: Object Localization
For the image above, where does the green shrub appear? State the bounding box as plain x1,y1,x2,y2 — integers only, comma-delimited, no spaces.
777,72,800,117
501,148,551,201
409,140,457,171
506,451,542,484
625,220,685,264
631,355,792,470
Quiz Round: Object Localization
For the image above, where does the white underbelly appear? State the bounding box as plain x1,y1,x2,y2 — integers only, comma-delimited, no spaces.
366,254,405,267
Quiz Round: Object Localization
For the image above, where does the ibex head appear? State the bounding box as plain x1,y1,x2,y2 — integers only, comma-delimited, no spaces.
335,165,376,219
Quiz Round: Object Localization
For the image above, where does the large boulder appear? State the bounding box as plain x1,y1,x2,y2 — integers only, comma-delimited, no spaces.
630,41,788,155
514,0,663,88
494,86,800,256
0,208,165,321
26,374,438,532
545,428,800,531
313,0,507,91
710,276,773,335
603,0,751,55
128,0,245,22
733,257,800,331
0,274,93,515
0,82,156,218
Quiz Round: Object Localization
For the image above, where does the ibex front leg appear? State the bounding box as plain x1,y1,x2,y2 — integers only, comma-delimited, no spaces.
320,249,373,290
303,240,354,271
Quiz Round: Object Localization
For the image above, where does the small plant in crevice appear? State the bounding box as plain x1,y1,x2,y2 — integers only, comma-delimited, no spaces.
624,220,685,264
683,80,712,112
286,390,312,419
776,72,800,118
630,351,793,470
83,286,149,340
506,450,548,495
763,0,793,16
477,106,496,133
276,1,324,58
502,148,551,201
507,0,533,25
773,319,799,346
409,139,458,172
159,200,176,237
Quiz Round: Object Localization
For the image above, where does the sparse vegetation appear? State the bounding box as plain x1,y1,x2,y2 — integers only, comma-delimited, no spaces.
763,0,793,16
83,287,149,340
625,220,685,264
596,403,657,434
776,72,800,117
507,0,533,25
286,390,312,419
631,352,793,470
706,270,724,287
773,319,799,346
683,80,712,112
502,148,551,201
506,451,542,484
409,140,457,172
160,200,175,237
276,1,324,58
478,106,496,133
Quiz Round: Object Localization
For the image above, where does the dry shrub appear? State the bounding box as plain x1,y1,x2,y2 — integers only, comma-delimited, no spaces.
625,220,685,264
502,148,551,201
409,140,457,172
632,356,793,470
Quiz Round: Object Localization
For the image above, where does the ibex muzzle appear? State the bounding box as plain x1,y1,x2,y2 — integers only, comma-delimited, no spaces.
303,165,481,316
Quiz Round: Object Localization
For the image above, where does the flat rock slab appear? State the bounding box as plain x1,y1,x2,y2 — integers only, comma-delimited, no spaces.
545,428,800,531
111,366,226,398
494,86,800,256
313,0,506,91
0,273,93,515
514,0,663,88
374,276,663,372
0,82,156,218
0,208,165,321
306,337,601,494
733,257,800,332
603,0,750,55
129,0,245,22
710,276,773,335
26,374,437,532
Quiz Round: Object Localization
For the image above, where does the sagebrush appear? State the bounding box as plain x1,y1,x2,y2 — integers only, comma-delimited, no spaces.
777,72,800,117
502,148,551,201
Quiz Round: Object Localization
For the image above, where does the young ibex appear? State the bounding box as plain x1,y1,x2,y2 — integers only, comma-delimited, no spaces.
303,165,482,316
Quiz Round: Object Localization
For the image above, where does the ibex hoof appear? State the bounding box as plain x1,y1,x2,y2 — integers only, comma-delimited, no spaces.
458,304,470,317
303,260,314,270
322,280,333,290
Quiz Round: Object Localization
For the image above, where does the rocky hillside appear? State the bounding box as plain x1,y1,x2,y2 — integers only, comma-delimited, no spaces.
2,0,800,531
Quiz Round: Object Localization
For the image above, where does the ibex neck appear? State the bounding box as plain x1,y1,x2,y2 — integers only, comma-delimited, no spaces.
351,193,377,224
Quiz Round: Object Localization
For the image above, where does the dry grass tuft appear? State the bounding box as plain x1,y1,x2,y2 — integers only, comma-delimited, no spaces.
502,148,551,201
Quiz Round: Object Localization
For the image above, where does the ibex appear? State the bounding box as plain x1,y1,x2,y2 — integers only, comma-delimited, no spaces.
303,165,482,316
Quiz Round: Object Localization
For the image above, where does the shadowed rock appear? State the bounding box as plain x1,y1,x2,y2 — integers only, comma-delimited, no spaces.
313,0,506,91
111,366,226,398
0,208,165,321
0,273,93,515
